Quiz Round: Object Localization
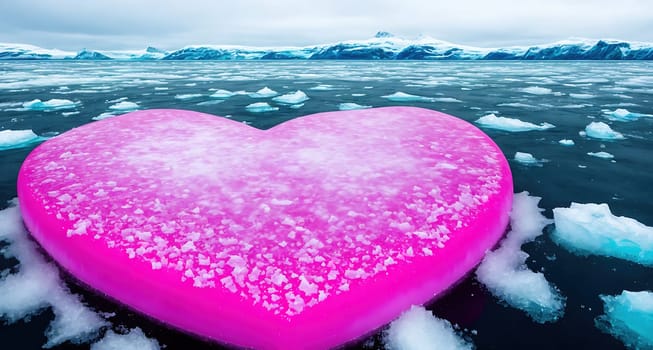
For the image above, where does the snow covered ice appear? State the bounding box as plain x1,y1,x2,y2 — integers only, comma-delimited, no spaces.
384,305,472,350
272,90,309,104
583,122,624,140
339,103,372,111
475,114,555,132
91,328,160,350
249,87,278,98
587,151,614,159
552,203,653,266
0,130,42,151
381,92,432,102
245,102,279,113
558,139,575,146
23,99,79,111
595,290,653,349
476,192,566,323
108,101,139,111
514,152,545,166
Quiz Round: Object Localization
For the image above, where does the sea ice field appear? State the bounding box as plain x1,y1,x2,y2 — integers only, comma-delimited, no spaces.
1,61,652,349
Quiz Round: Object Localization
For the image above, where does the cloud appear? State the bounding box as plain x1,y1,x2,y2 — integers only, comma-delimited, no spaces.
0,0,651,50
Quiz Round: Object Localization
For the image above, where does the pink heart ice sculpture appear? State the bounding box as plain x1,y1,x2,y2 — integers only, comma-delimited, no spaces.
18,107,512,349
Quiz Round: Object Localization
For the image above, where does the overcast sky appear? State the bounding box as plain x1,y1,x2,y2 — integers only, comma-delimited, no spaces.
0,0,651,50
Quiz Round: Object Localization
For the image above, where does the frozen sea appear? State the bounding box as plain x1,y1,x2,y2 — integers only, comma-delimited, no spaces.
1,61,652,349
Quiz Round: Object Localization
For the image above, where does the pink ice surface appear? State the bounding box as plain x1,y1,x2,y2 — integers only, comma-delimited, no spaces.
18,107,512,349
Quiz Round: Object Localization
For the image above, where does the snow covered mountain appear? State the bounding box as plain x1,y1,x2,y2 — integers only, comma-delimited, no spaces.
2,33,652,60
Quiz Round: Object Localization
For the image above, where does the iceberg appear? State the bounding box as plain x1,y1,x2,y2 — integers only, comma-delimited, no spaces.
559,139,575,146
23,99,79,111
475,114,555,132
272,90,309,104
476,192,565,323
338,103,372,111
384,305,472,350
552,203,653,266
0,129,43,151
245,102,279,113
109,101,139,111
381,91,432,102
595,290,653,349
587,151,614,159
249,87,278,98
584,122,624,140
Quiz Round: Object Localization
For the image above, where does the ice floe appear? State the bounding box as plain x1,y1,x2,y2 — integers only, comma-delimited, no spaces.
245,102,279,113
552,203,653,266
91,328,160,350
475,114,555,132
0,129,43,151
309,84,339,91
93,113,116,121
23,99,79,111
595,290,653,350
339,103,372,111
108,101,139,111
174,94,202,100
569,93,596,99
558,139,575,146
248,87,278,98
384,305,472,350
476,192,566,323
272,90,309,104
514,152,544,166
587,151,614,159
210,89,237,98
381,91,432,102
605,108,650,122
521,86,552,95
582,122,624,140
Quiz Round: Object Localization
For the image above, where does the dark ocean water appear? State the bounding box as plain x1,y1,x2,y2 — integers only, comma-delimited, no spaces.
1,61,652,349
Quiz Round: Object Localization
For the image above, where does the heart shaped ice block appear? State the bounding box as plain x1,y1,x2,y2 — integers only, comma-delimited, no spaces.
18,107,512,349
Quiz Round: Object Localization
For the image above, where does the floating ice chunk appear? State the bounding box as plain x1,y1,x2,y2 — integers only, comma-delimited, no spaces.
381,91,431,102
108,101,139,111
384,305,473,350
249,87,278,98
272,90,309,104
0,129,42,151
521,86,552,95
196,100,224,106
552,203,653,266
210,89,236,98
475,114,555,132
569,93,595,99
432,97,462,103
477,192,565,323
174,94,202,100
23,99,79,111
584,122,624,140
246,102,279,113
92,113,116,121
289,103,304,109
587,151,614,159
339,103,372,111
558,139,575,146
595,290,653,350
514,152,544,166
605,108,650,122
91,328,160,350
0,204,108,347
309,84,338,91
